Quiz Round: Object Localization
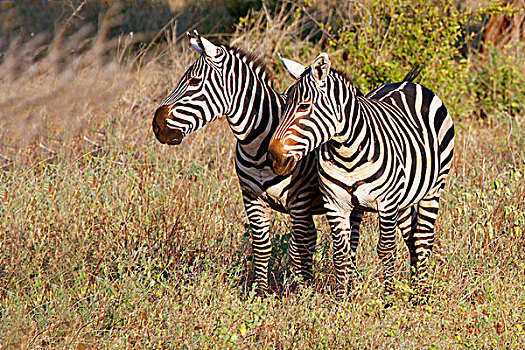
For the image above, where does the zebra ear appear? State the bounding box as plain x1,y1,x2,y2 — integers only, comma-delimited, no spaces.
278,53,307,80
310,53,331,83
187,30,218,58
188,31,204,55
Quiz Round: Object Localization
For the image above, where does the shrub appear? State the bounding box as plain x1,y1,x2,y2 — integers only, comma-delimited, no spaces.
470,44,524,117
234,0,524,119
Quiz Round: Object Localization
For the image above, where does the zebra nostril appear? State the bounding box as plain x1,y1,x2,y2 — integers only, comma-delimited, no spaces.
168,129,184,145
153,124,160,135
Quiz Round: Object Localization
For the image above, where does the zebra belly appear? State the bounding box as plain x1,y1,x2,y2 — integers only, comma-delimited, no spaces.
318,146,439,213
321,159,441,213
318,146,440,214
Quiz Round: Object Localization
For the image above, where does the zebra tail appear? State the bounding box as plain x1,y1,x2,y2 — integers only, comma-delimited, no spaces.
402,63,422,83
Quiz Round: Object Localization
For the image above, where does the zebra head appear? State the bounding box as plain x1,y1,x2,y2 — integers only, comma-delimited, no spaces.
152,31,229,145
269,53,345,176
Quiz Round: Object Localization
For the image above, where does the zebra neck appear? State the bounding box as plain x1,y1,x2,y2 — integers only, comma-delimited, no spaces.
225,70,283,158
330,95,377,164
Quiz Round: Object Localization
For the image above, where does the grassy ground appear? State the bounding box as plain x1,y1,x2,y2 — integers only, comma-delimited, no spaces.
1,3,525,349
1,48,524,349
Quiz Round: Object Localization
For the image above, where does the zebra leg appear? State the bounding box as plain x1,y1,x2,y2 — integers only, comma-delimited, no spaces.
347,209,364,292
326,209,353,300
244,200,272,295
288,211,317,285
411,190,442,301
377,208,400,297
398,206,419,282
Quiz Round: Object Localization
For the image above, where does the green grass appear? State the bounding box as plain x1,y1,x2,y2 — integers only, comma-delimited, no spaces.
1,1,524,348
1,66,524,347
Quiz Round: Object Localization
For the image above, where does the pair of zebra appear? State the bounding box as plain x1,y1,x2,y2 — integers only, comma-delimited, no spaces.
152,31,455,301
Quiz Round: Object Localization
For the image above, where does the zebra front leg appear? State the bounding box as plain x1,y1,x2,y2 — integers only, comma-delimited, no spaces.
289,211,317,286
326,209,353,300
244,200,272,295
348,209,364,289
377,208,400,298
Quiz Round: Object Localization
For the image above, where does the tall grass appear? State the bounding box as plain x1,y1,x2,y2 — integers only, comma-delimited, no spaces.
0,0,524,348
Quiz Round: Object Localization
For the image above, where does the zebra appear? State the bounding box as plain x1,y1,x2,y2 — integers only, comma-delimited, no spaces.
152,31,326,295
268,53,455,301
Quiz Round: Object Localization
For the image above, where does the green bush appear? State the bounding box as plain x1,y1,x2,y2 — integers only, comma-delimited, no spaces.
470,44,524,117
328,1,466,87
236,0,523,120
313,0,471,117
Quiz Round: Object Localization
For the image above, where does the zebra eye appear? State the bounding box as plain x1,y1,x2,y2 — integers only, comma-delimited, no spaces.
297,103,310,112
188,77,202,86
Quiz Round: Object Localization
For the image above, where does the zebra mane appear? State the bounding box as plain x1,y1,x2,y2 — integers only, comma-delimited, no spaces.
299,66,355,86
225,46,274,84
294,66,362,97
331,68,355,86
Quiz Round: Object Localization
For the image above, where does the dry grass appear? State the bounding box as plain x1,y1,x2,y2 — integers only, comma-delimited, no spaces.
1,3,524,349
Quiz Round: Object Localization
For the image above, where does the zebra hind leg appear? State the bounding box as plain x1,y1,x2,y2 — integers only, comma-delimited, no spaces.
398,206,419,297
288,212,317,290
410,190,442,304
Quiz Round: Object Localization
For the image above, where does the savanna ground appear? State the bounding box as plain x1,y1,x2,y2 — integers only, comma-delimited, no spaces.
0,0,524,348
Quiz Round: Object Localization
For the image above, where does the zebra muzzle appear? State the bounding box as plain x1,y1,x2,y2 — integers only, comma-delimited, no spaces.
153,105,184,145
167,129,183,145
268,140,296,176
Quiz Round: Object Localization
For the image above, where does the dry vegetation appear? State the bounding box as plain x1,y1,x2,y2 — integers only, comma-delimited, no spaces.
0,0,524,348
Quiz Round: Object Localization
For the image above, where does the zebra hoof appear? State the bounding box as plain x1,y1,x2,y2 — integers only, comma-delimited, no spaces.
254,283,269,298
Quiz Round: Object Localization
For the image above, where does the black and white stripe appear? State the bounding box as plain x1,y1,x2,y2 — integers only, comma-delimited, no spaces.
269,53,454,300
152,32,324,294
